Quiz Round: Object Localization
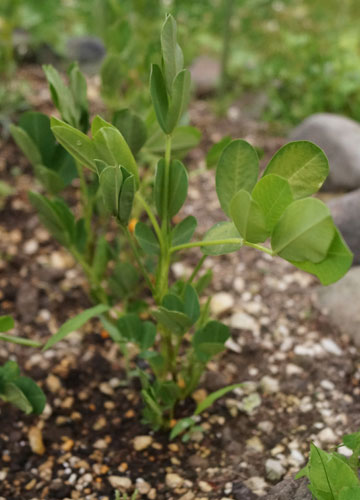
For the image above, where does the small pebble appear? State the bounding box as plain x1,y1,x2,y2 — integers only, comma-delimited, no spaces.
28,426,45,455
260,375,279,394
199,480,212,492
108,476,132,491
165,472,184,489
134,435,153,451
318,427,338,444
210,292,234,316
265,459,286,481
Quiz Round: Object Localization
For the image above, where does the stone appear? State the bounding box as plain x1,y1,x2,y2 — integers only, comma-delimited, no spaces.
16,282,39,322
165,473,184,489
244,476,268,495
260,376,280,394
198,481,212,492
230,312,259,335
320,338,343,356
289,113,360,190
135,478,151,495
23,239,39,255
108,476,132,491
46,374,62,393
190,56,221,95
133,435,153,451
316,267,360,345
246,436,264,453
66,36,106,64
28,426,45,455
210,292,234,316
232,482,258,500
327,189,360,265
318,427,338,444
264,477,312,500
265,459,286,481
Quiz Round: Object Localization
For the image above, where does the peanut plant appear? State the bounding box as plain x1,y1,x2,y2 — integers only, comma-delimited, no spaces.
7,15,352,432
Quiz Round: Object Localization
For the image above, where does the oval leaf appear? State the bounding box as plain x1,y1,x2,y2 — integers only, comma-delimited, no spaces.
135,221,160,255
230,190,269,243
263,141,329,199
201,221,242,256
216,139,259,216
271,198,335,263
154,159,188,218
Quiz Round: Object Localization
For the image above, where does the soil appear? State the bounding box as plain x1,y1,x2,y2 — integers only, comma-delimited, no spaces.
0,67,359,500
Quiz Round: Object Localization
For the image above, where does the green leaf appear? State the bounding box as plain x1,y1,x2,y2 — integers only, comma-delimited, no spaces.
92,121,139,185
68,62,89,132
156,380,180,408
109,261,139,299
14,377,46,415
154,159,188,219
150,64,169,133
10,125,42,166
271,198,335,263
161,14,184,93
18,111,56,165
206,136,232,169
339,486,360,500
201,221,243,255
152,307,192,336
193,320,230,363
172,216,197,246
252,174,294,232
100,53,123,99
99,165,123,216
113,109,147,155
0,315,14,333
290,229,353,285
263,141,329,199
216,139,259,216
166,69,191,133
117,314,142,342
0,360,20,380
43,304,109,351
34,165,65,195
145,126,201,156
51,117,96,172
170,417,196,440
0,333,42,348
195,383,243,415
28,192,72,247
135,221,160,255
1,382,33,414
118,168,135,226
183,284,200,324
308,444,359,499
105,19,131,52
230,190,269,243
343,431,360,451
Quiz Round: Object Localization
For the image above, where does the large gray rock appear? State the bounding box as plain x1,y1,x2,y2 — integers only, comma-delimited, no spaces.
66,36,106,64
328,189,360,265
316,266,360,346
264,477,311,500
289,113,360,191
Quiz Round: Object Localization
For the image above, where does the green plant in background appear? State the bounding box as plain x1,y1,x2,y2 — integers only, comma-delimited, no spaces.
0,316,45,415
114,490,138,500
8,15,353,433
297,431,360,499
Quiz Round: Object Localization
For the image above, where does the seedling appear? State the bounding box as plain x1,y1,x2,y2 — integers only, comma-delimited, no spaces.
8,15,352,432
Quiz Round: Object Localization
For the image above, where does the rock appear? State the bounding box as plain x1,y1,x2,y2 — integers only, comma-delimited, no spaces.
16,282,39,322
289,113,360,190
258,420,274,434
264,477,312,500
179,493,195,500
265,459,286,481
199,481,212,493
230,312,259,335
246,436,264,453
260,376,280,394
232,481,258,500
46,374,62,394
136,478,151,495
108,476,132,491
165,473,184,489
244,476,268,495
28,426,45,455
316,267,360,345
210,292,234,316
320,338,343,356
133,435,153,451
318,427,338,444
190,56,221,95
66,36,106,64
327,189,360,264
23,239,39,255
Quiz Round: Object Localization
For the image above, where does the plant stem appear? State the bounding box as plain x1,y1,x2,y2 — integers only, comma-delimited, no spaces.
123,226,155,295
187,255,207,285
70,247,109,304
75,160,92,253
170,238,275,256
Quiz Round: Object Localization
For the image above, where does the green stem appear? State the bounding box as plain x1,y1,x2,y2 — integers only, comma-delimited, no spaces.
170,238,275,256
123,227,155,295
161,134,172,235
70,247,109,305
187,255,207,285
75,160,92,253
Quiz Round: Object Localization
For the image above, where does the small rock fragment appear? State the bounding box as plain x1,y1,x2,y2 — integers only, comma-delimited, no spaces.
318,427,338,444
133,435,153,451
108,476,132,491
46,374,62,393
210,292,234,316
199,480,212,492
246,436,264,453
165,472,184,489
28,426,45,455
260,375,279,394
265,459,286,481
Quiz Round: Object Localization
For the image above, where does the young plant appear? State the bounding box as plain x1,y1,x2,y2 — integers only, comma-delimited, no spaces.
297,431,360,499
0,316,46,415
10,15,352,432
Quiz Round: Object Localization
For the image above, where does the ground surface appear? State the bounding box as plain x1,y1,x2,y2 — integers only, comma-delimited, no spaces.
0,68,359,500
